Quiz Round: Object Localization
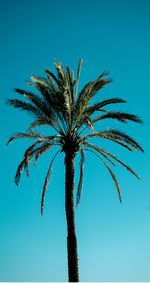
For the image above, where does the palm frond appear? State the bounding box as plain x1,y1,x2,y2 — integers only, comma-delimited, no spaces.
15,160,25,186
110,129,144,152
14,88,59,126
54,61,66,87
31,75,50,88
44,69,60,88
26,80,60,112
15,141,43,185
83,141,116,166
75,115,95,134
14,138,58,186
73,74,112,129
94,71,109,81
41,150,60,216
45,66,73,131
82,106,107,117
81,132,133,152
6,131,46,146
54,62,73,128
76,146,85,207
99,148,140,179
76,98,126,130
29,83,68,134
74,59,83,101
44,69,59,92
82,129,143,152
15,140,58,187
28,118,53,131
7,97,61,134
24,142,40,177
34,142,57,166
89,98,126,112
62,89,72,129
66,65,75,102
93,112,143,124
85,148,122,202
101,159,122,202
6,99,44,118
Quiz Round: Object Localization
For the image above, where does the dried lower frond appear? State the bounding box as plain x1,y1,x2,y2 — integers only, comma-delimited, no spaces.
6,131,50,146
101,159,122,202
15,160,25,186
85,148,121,202
34,142,56,166
83,142,116,166
76,146,85,207
41,150,60,215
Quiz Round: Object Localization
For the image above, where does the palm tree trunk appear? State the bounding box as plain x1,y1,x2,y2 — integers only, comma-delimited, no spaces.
65,152,79,282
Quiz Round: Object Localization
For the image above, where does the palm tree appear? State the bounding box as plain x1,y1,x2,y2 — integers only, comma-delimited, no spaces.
6,60,143,282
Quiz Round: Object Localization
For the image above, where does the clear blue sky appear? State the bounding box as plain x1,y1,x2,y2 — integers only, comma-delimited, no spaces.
1,0,150,281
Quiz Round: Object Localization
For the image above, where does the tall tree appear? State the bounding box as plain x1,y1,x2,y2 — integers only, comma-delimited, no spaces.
7,60,143,282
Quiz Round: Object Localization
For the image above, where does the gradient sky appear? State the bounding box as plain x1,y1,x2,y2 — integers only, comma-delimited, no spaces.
1,0,150,281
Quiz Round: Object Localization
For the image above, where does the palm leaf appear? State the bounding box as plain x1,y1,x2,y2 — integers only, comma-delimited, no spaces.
45,69,59,93
15,141,43,184
6,130,50,146
89,98,126,112
6,131,46,146
74,59,83,101
110,129,144,152
31,75,50,88
85,148,122,202
24,142,40,176
41,150,60,216
101,159,122,202
14,88,59,126
99,148,140,179
54,61,66,87
34,142,56,166
44,69,61,88
73,75,112,129
26,80,62,115
81,131,133,152
6,99,44,118
15,160,25,186
82,129,143,152
75,115,95,134
93,111,143,124
66,65,75,102
7,97,61,134
83,141,116,166
76,146,85,207
28,118,53,131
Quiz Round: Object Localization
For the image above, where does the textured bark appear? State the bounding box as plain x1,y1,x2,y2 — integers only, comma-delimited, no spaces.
65,152,79,282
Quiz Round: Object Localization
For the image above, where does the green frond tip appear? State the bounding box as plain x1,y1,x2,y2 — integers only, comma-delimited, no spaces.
93,112,143,124
31,75,49,88
95,71,112,84
74,59,83,101
6,137,15,146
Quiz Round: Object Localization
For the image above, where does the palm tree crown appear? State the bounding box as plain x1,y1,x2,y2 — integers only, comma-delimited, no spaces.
7,59,144,214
